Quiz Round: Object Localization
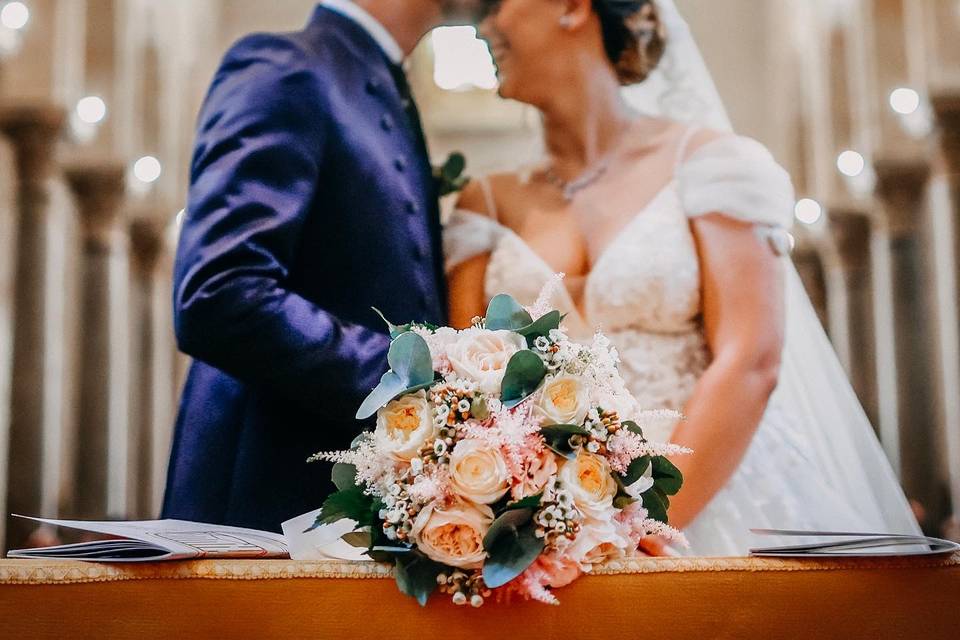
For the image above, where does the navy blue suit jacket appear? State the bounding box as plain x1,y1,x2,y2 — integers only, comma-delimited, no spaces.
162,6,446,532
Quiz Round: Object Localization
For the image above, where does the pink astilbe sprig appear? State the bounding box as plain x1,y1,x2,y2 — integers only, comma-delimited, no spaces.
407,466,453,505
526,272,566,320
616,501,689,549
307,435,396,496
461,401,543,481
603,429,691,474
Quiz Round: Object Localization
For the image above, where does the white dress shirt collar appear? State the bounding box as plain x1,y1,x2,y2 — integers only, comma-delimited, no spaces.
320,0,404,65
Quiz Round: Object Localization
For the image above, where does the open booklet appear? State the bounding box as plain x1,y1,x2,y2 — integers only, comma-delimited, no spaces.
6,515,289,562
748,529,960,558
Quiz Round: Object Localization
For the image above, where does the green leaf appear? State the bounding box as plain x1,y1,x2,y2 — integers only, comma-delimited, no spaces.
356,332,435,419
482,508,544,588
485,294,533,331
341,530,372,548
331,463,358,492
441,152,466,181
651,456,683,496
622,420,645,438
613,495,638,509
371,307,412,339
394,551,444,606
641,487,669,523
540,424,588,459
517,310,562,345
621,455,651,486
315,486,373,527
500,350,547,409
505,493,543,511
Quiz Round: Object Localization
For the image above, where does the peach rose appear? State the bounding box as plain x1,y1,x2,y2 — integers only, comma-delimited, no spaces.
375,391,436,461
514,448,559,500
446,329,527,394
558,452,617,519
411,501,494,569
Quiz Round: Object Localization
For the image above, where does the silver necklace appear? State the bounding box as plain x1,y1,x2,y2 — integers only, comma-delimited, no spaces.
543,161,612,202
542,121,635,202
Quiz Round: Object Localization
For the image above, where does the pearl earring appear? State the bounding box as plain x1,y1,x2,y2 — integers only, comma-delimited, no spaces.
559,15,572,28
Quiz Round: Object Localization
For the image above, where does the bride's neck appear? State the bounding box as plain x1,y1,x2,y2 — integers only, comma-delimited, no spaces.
540,70,634,177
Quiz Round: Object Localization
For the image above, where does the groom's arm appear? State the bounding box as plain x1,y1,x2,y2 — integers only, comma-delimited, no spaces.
174,34,389,419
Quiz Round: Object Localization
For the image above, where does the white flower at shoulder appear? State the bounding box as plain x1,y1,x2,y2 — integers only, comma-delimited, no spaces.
535,375,589,426
411,501,494,569
446,329,527,394
558,451,617,519
449,439,510,504
375,391,436,461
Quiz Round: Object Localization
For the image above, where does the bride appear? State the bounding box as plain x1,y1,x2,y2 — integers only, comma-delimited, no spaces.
444,0,920,555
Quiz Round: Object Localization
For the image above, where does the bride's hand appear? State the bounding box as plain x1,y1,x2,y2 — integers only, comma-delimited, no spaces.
639,535,675,557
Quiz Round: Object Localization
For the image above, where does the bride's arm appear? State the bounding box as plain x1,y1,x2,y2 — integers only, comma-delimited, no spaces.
665,212,786,530
447,181,494,328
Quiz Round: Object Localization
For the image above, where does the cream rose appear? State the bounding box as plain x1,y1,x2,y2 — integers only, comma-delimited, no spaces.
559,452,617,519
446,329,527,394
514,447,559,500
449,439,511,504
535,375,589,426
566,515,629,568
411,501,494,569
375,391,436,461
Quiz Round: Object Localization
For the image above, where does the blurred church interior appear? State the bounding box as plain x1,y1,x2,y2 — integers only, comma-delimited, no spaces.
0,0,959,552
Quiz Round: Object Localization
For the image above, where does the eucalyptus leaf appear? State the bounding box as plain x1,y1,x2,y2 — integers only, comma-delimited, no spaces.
340,530,372,548
641,487,669,523
505,493,543,511
623,420,645,438
372,307,412,339
501,350,547,409
331,462,359,492
621,455,651,486
394,551,444,606
540,424,588,459
482,508,544,588
652,456,684,496
485,294,533,332
613,495,638,510
517,310,562,344
441,152,466,181
356,332,435,419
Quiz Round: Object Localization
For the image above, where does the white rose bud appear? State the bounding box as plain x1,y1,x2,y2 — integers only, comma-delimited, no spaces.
446,329,527,394
449,439,511,504
375,391,436,461
535,375,589,427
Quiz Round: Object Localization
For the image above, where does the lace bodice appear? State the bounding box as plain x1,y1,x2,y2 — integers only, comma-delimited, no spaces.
444,133,795,438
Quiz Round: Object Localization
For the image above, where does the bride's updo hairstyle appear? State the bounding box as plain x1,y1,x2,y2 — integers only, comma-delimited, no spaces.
593,0,667,85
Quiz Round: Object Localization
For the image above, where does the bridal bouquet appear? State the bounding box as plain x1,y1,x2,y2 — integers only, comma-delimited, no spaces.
309,289,689,606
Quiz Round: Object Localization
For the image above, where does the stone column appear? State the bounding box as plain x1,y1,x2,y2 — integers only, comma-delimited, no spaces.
0,133,17,552
874,158,947,532
792,237,831,332
931,91,960,535
64,162,130,520
0,104,68,550
827,207,880,429
128,216,175,518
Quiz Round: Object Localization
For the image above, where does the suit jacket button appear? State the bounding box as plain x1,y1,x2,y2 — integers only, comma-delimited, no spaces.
405,200,419,215
394,157,407,172
381,114,394,131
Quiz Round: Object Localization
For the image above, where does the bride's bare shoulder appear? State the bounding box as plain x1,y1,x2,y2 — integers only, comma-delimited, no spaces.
455,172,530,224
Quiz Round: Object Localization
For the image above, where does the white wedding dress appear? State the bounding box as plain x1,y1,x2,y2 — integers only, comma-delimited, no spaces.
443,127,921,555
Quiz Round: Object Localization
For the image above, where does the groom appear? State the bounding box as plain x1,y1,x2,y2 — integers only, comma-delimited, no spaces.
163,0,488,532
